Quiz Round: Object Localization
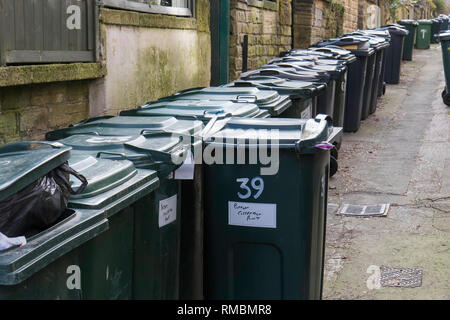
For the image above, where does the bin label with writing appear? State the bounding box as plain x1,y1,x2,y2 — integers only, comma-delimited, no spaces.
159,194,177,228
228,201,277,228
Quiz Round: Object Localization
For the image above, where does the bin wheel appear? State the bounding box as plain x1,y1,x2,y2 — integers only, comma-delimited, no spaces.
330,156,338,177
442,89,447,99
443,91,450,106
382,83,386,95
331,146,338,160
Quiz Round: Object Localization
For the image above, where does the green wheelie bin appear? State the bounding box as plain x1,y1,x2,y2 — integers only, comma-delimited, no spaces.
416,20,432,49
202,114,342,300
46,116,203,141
398,20,418,60
430,19,442,44
55,132,189,299
156,86,293,117
47,116,205,299
66,153,161,300
438,31,450,106
120,99,270,121
0,142,160,299
223,76,326,120
0,141,106,299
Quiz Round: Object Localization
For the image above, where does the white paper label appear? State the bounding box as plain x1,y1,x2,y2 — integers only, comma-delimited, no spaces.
173,150,195,180
159,194,177,228
228,201,277,228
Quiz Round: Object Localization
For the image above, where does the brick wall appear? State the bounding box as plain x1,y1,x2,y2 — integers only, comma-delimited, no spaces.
293,0,344,48
229,0,292,81
342,0,358,33
0,82,89,144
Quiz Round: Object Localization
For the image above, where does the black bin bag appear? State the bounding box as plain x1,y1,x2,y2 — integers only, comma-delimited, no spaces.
0,162,88,238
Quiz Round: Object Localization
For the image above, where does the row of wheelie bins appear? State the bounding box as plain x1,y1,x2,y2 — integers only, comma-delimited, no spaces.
0,24,421,301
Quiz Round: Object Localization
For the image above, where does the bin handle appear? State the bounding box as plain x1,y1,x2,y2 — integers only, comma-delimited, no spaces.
140,128,168,135
70,115,115,127
200,113,233,139
315,114,333,127
96,152,127,160
236,95,257,103
0,141,69,152
66,131,100,136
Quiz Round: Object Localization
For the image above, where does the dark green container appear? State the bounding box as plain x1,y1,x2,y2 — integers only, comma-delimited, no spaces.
121,100,270,122
398,20,418,60
223,77,324,120
157,87,292,117
46,116,203,142
47,116,204,299
438,32,450,106
0,142,109,299
56,133,185,299
416,20,432,49
203,115,340,299
431,19,442,44
68,154,161,300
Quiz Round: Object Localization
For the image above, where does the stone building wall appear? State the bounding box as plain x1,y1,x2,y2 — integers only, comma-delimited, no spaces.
293,0,345,49
229,0,292,81
0,1,211,144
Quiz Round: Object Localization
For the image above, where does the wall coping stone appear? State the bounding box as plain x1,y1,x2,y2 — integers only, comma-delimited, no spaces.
0,63,106,88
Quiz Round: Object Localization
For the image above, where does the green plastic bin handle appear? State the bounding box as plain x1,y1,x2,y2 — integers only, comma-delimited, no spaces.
0,141,68,153
236,95,258,103
96,151,127,160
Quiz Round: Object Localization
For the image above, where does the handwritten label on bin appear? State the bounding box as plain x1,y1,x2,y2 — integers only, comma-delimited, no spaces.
159,194,177,228
228,201,277,228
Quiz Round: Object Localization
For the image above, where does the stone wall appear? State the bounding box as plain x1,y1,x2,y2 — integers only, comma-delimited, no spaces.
90,2,211,116
0,81,90,143
229,0,292,81
0,1,211,144
293,0,345,48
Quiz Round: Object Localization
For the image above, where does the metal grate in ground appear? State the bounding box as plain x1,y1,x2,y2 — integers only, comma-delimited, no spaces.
337,204,390,217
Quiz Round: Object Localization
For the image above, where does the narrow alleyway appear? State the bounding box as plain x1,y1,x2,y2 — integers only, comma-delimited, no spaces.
324,45,450,299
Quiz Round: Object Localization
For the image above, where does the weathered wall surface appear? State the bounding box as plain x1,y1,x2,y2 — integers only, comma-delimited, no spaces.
229,0,292,81
293,0,345,48
0,1,211,144
294,0,434,49
90,3,211,116
0,81,90,143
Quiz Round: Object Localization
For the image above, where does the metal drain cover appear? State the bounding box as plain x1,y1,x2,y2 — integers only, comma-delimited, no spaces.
380,266,423,288
337,204,390,216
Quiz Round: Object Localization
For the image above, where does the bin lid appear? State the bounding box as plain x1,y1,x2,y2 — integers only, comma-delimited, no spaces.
122,99,267,120
265,61,346,79
58,132,190,178
46,116,203,141
278,55,352,66
0,142,71,202
437,31,450,41
288,49,336,59
67,153,159,209
260,63,332,77
203,115,330,153
157,86,292,116
417,19,432,25
398,19,419,26
268,59,316,68
377,25,409,36
241,67,331,83
314,37,375,56
224,77,325,99
344,32,390,49
308,46,357,62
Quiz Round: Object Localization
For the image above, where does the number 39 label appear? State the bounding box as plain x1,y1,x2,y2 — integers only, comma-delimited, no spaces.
236,177,264,200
